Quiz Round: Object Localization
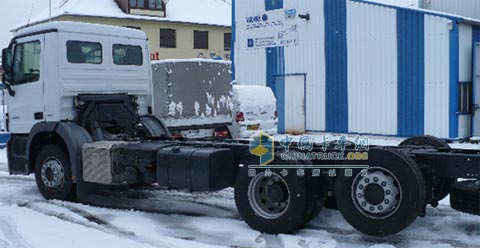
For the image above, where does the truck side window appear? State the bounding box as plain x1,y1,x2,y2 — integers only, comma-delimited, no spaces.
13,41,41,85
67,41,102,64
113,44,143,66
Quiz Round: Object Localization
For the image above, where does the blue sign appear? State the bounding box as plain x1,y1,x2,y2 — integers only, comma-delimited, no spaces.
285,9,297,20
247,39,255,48
246,14,269,24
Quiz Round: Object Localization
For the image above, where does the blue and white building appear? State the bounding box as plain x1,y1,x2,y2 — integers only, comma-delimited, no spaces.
233,0,480,139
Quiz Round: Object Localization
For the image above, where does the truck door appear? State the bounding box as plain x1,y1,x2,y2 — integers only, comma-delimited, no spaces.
473,43,480,136
7,35,45,134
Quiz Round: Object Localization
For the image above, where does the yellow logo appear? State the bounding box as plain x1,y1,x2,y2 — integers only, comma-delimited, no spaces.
249,132,275,165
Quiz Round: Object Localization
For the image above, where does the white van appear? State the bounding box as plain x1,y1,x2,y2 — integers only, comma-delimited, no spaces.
229,85,277,138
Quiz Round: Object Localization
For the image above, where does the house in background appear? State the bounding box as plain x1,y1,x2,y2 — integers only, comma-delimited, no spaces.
15,0,232,61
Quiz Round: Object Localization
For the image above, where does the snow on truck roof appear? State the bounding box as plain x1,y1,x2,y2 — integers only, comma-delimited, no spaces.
152,58,232,65
14,21,147,40
15,0,231,31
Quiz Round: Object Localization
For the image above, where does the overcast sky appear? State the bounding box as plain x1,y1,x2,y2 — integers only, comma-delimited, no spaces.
0,0,418,49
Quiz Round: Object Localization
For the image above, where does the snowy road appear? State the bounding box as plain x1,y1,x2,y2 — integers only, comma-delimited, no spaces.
0,148,478,248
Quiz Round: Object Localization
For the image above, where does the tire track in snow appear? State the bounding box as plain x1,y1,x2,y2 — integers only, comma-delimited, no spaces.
1,173,479,248
0,217,33,248
304,223,478,248
16,201,180,248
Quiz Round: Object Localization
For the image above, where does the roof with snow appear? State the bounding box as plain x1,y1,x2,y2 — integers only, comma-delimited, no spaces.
15,0,232,31
15,21,147,39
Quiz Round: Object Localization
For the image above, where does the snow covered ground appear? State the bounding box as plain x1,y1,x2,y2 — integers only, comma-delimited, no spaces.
0,136,478,248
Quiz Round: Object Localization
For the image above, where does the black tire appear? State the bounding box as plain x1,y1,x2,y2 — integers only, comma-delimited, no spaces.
34,145,76,201
450,181,480,216
399,135,449,148
301,178,323,226
234,162,312,234
400,135,455,202
335,148,426,237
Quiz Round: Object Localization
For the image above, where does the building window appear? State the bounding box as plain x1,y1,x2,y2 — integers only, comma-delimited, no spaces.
66,41,102,64
458,82,473,114
130,0,164,10
113,44,143,66
194,30,209,49
224,33,232,51
13,41,41,85
124,26,141,30
160,29,176,48
130,0,145,8
149,0,164,10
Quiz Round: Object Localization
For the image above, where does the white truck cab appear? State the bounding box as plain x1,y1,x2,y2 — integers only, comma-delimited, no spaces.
1,22,166,177
5,21,151,133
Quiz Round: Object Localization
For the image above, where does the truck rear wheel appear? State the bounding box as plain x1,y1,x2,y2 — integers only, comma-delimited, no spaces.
235,163,313,234
335,148,426,237
34,145,76,201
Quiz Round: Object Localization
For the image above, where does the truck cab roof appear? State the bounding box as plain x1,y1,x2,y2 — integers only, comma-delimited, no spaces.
14,21,147,40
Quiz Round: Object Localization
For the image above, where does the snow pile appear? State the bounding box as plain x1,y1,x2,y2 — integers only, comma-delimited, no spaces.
15,0,231,31
232,85,276,109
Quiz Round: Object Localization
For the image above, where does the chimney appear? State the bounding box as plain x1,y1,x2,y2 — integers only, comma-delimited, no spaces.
115,0,130,14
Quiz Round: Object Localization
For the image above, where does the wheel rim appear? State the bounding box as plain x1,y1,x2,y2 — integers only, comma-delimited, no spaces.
40,157,66,190
351,167,402,219
248,173,290,219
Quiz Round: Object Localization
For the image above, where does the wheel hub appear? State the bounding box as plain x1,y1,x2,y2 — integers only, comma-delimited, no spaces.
352,168,401,219
266,181,289,203
364,184,385,205
40,157,65,189
248,173,290,219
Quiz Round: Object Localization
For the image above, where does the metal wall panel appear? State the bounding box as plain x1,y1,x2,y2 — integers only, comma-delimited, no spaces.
347,1,398,135
397,9,425,137
421,0,480,20
234,0,267,86
459,24,473,82
424,15,451,138
325,0,348,133
234,0,470,138
284,0,326,132
458,24,473,137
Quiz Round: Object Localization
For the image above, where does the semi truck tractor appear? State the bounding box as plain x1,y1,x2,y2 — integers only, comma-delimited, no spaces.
1,21,479,237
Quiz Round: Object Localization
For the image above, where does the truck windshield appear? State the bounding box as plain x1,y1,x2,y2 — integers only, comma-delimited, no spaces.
113,44,143,66
13,41,41,85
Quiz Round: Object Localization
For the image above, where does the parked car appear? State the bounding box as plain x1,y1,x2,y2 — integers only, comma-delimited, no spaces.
229,84,278,138
151,59,233,138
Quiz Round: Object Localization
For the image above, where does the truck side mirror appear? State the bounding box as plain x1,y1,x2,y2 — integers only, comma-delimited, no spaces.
1,48,13,73
2,48,16,97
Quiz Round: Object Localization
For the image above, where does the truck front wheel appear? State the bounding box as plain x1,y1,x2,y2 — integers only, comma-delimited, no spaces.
335,148,426,237
34,145,76,201
235,165,313,234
